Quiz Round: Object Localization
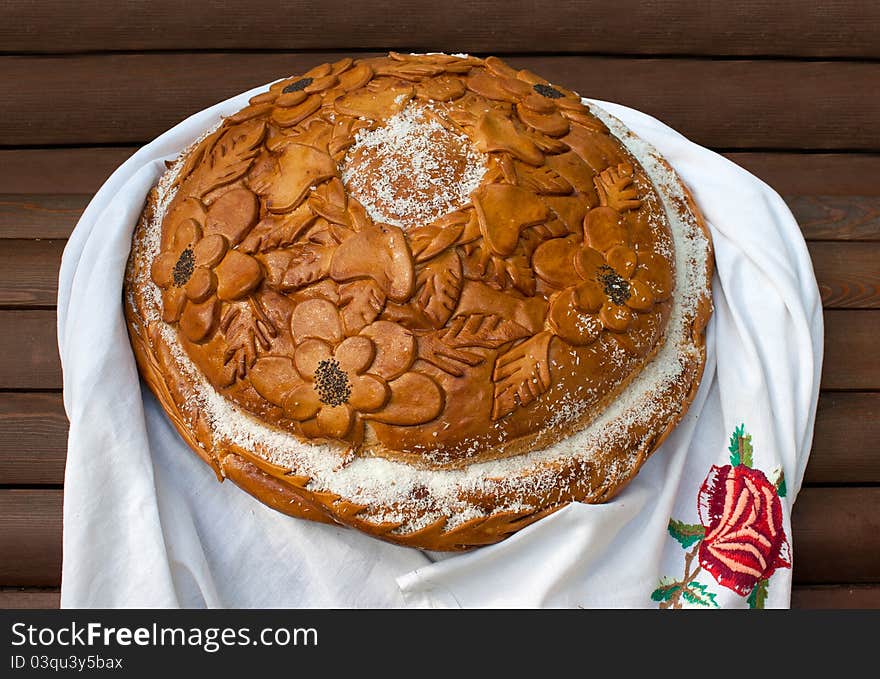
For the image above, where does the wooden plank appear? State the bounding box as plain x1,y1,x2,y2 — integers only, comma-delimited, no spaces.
808,243,880,309
2,585,877,610
0,147,134,194
0,393,67,486
725,154,880,197
2,1,878,58
791,196,880,241
0,391,874,487
3,54,879,149
0,239,64,306
0,585,875,609
791,487,880,584
0,486,875,587
0,195,89,240
806,393,880,485
0,309,876,391
822,311,880,391
0,588,60,609
6,149,880,198
791,585,880,609
5,239,878,310
4,193,879,243
0,311,60,390
0,489,61,587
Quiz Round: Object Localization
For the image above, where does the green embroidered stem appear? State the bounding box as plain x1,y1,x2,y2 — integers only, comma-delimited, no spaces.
658,544,703,609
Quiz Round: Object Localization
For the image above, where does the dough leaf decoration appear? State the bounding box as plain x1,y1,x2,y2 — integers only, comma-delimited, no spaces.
219,297,277,386
187,119,266,199
491,330,553,420
407,211,469,263
338,279,387,335
240,203,318,253
413,250,463,328
595,162,641,212
260,243,335,291
418,313,530,377
308,178,350,227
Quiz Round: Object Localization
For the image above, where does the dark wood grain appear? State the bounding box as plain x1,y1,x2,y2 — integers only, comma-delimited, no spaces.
793,197,880,241
0,393,67,486
808,243,880,308
2,1,878,58
0,490,61,587
0,311,61,390
1,486,875,587
792,487,880,584
3,54,879,149
0,148,134,194
805,393,880,485
0,239,64,306
726,153,880,197
822,310,880,391
0,587,60,609
0,195,90,240
791,585,880,609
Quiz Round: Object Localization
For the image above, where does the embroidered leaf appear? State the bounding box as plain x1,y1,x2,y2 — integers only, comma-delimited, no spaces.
188,119,266,198
260,243,334,291
338,279,386,335
407,212,468,263
414,250,463,328
492,331,552,420
240,203,319,253
219,297,277,386
747,578,769,609
682,582,719,608
770,466,787,498
650,583,681,603
728,423,753,467
594,162,641,212
418,313,531,376
667,519,705,549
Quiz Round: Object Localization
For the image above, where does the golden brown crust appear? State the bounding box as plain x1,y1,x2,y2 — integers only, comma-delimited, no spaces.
123,54,714,550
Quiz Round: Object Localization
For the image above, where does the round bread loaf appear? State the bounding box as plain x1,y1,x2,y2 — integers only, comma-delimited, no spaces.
124,53,713,550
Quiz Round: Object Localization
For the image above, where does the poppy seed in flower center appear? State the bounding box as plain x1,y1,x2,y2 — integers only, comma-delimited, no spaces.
313,359,351,407
172,248,195,287
598,265,631,305
533,83,564,99
283,77,313,93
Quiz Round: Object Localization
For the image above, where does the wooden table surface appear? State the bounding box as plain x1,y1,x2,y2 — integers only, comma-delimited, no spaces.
0,1,878,609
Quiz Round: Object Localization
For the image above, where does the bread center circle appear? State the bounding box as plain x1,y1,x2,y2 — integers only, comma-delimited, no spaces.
341,105,487,230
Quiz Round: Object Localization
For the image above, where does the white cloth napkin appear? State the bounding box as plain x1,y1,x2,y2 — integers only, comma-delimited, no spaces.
58,83,822,608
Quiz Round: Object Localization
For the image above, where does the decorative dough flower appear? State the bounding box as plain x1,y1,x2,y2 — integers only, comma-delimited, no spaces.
697,464,791,597
151,218,264,342
249,299,443,442
532,206,672,346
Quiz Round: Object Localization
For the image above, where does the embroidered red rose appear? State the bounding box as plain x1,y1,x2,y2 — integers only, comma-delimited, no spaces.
697,464,791,597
